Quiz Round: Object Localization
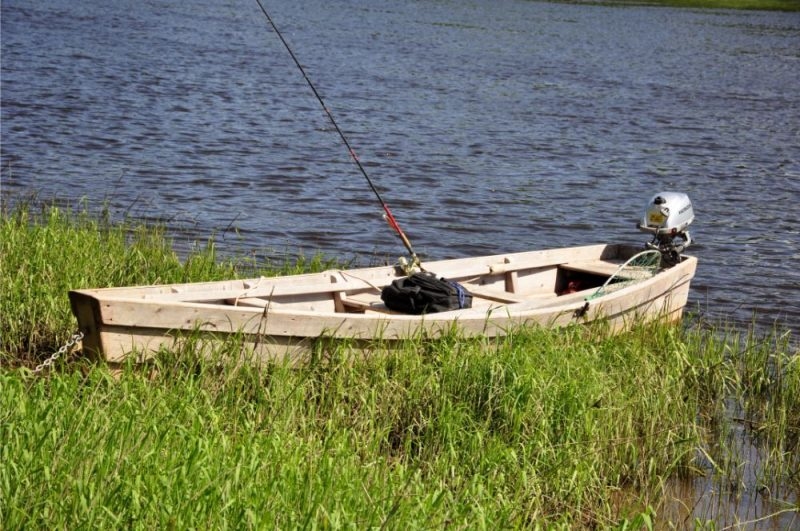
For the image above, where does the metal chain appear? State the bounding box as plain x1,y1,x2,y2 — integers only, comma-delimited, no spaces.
33,331,84,374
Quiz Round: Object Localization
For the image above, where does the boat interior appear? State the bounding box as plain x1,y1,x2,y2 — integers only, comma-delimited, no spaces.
223,259,623,315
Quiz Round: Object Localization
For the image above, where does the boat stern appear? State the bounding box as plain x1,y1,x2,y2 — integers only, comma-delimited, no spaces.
68,289,105,360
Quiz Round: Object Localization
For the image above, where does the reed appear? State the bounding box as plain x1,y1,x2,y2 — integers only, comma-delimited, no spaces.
1,325,704,528
1,203,220,364
1,203,797,528
735,326,799,494
659,321,800,526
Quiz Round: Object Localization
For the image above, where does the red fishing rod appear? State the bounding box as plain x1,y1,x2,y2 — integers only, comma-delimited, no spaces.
253,0,421,268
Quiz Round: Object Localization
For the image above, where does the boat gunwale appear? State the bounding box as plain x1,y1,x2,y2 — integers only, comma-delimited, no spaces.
67,245,696,363
68,242,639,301
71,255,697,323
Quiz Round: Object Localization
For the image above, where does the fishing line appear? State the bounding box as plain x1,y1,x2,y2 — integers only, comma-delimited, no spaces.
252,0,420,267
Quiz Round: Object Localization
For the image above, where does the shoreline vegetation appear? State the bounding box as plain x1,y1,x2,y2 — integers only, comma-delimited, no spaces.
560,0,800,11
1,203,798,528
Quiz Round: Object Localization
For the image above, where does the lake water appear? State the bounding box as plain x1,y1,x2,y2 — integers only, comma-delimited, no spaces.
2,1,798,328
1,0,799,525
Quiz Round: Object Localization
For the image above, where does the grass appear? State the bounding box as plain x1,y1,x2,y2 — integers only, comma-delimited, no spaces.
0,201,337,366
1,202,798,528
1,325,708,528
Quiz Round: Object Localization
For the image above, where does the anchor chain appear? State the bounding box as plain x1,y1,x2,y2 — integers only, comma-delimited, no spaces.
33,331,84,374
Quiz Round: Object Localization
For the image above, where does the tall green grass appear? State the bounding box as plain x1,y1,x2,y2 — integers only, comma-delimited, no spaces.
2,325,709,528
663,323,800,526
0,202,335,365
734,327,800,493
1,203,797,528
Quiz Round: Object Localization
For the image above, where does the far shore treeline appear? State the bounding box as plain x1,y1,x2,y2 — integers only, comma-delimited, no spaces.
567,0,800,11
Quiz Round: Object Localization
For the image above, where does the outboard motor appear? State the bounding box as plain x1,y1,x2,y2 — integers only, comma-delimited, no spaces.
637,192,694,266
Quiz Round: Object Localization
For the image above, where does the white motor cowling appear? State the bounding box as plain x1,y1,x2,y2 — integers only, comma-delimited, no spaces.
637,192,694,265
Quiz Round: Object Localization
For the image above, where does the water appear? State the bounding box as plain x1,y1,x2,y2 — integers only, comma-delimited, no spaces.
2,1,799,525
2,1,798,328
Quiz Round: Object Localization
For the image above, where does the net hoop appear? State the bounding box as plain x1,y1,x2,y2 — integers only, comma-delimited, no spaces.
586,249,662,300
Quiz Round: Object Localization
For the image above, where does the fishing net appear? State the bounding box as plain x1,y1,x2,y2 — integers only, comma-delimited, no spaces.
586,250,662,300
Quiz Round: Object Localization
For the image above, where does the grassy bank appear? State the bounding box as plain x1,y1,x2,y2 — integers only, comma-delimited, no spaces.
0,203,334,367
1,204,798,528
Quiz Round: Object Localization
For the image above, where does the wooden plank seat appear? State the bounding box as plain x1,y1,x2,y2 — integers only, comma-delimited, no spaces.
462,286,527,304
560,260,622,277
338,292,396,314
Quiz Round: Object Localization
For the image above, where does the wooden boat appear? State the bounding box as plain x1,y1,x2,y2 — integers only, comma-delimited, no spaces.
66,9,701,367
69,243,697,365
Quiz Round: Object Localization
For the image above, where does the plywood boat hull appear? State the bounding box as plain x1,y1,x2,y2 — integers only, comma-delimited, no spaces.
69,243,697,365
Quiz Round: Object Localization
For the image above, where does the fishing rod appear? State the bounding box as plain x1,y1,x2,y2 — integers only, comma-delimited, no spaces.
253,0,421,269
